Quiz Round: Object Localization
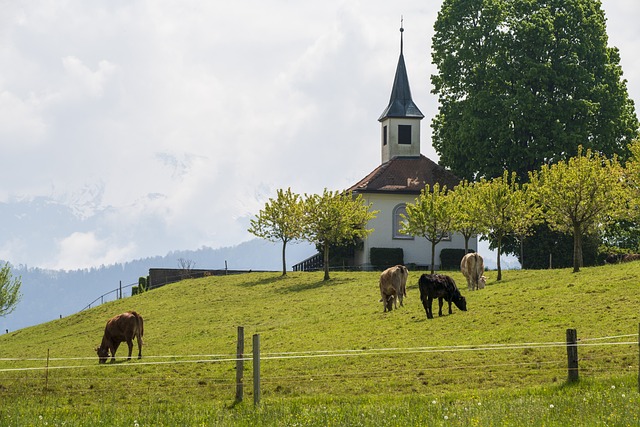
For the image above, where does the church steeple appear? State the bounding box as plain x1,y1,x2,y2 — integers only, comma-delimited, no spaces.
379,22,423,163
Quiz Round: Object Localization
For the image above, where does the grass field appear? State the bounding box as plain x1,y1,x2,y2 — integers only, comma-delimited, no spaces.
0,264,639,426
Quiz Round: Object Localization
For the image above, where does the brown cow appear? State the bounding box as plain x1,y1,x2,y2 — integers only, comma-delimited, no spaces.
96,311,144,364
379,265,409,312
461,252,486,291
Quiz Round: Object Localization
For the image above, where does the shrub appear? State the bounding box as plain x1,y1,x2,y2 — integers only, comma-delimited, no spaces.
440,248,469,270
138,276,147,293
370,248,404,270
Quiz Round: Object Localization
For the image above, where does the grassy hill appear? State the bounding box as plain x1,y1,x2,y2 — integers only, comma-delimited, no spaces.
1,264,639,425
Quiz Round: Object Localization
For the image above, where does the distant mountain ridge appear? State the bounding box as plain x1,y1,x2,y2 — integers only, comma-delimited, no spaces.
1,239,316,332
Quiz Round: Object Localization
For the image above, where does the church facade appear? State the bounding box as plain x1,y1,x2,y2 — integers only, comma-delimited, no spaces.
347,27,476,270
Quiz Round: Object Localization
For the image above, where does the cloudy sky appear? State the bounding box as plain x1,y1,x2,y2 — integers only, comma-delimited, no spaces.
1,0,639,271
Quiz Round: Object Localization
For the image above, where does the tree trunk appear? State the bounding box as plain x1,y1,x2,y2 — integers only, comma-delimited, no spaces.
430,240,437,274
323,242,330,281
464,235,470,253
496,235,503,281
573,224,583,273
281,240,287,276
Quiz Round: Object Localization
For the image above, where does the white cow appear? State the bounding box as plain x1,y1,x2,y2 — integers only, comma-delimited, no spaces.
378,265,409,312
460,253,486,291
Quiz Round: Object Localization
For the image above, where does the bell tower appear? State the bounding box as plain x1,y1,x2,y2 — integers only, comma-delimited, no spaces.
379,23,424,164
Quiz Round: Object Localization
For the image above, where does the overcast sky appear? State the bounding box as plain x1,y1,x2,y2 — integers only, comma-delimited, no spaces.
1,0,639,271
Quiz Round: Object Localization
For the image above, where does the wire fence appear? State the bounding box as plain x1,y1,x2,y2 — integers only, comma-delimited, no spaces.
0,333,637,402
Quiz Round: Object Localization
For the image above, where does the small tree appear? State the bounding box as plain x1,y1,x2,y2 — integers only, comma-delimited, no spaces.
402,183,456,274
450,180,488,253
0,262,21,317
178,258,195,279
510,182,543,266
472,171,523,280
303,189,377,281
248,188,305,276
529,146,627,272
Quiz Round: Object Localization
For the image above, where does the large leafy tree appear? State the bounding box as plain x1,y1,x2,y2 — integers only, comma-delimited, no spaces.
432,0,638,182
303,190,377,281
529,147,628,272
402,183,456,274
1,262,21,317
248,188,305,276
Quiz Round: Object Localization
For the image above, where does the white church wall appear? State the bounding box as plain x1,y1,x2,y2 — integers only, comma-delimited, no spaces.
356,192,476,270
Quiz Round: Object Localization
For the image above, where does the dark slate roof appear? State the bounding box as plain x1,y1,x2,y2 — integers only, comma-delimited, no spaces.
378,50,424,121
347,155,460,195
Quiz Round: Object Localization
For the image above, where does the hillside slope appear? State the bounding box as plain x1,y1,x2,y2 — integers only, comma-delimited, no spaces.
1,263,638,399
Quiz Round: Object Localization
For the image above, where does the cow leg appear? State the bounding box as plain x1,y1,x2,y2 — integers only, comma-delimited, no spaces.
137,335,143,359
425,296,434,319
438,298,444,316
126,339,134,360
448,300,453,314
110,342,120,363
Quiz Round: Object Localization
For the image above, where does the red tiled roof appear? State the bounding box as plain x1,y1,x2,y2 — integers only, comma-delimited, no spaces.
347,155,460,194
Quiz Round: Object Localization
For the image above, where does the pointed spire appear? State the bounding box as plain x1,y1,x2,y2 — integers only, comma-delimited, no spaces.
378,22,424,121
400,16,404,54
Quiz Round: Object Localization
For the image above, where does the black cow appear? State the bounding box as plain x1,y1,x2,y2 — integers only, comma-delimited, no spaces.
418,274,467,319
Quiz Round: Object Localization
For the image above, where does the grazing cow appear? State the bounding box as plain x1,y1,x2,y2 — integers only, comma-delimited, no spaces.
418,274,467,319
96,311,144,364
461,252,485,291
378,265,409,312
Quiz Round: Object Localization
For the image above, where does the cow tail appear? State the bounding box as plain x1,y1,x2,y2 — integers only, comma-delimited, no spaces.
131,311,144,344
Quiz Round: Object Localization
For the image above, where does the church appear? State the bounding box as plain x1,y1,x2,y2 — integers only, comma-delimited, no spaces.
345,26,476,270
293,26,476,272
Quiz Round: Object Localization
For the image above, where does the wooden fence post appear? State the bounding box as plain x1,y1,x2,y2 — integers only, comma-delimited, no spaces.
235,326,244,403
253,334,261,406
566,328,579,383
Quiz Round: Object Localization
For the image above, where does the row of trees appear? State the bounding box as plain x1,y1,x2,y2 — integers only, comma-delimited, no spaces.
404,144,632,279
251,141,639,281
248,188,377,280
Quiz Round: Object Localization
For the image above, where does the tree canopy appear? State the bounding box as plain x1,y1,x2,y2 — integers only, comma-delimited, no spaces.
529,147,627,272
432,0,639,182
470,171,527,280
0,262,21,317
248,188,305,276
303,190,377,281
402,183,456,274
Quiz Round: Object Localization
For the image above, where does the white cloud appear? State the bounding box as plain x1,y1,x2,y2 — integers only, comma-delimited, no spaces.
0,0,638,269
61,56,117,98
47,232,136,270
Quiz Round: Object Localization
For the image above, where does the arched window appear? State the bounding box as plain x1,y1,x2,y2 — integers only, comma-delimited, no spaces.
393,204,413,239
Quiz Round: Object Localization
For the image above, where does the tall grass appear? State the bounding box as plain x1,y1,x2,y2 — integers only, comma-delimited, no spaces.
0,264,639,425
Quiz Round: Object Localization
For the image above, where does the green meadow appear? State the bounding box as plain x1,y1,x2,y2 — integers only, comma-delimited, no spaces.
1,264,639,426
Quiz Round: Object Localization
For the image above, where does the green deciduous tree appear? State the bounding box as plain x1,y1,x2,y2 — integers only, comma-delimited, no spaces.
432,0,638,182
450,180,488,253
402,183,456,274
529,147,627,272
472,171,527,280
303,190,377,281
1,262,21,317
248,188,305,276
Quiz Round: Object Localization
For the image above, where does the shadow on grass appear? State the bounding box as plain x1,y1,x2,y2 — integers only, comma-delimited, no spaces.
236,275,286,287
279,277,350,293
